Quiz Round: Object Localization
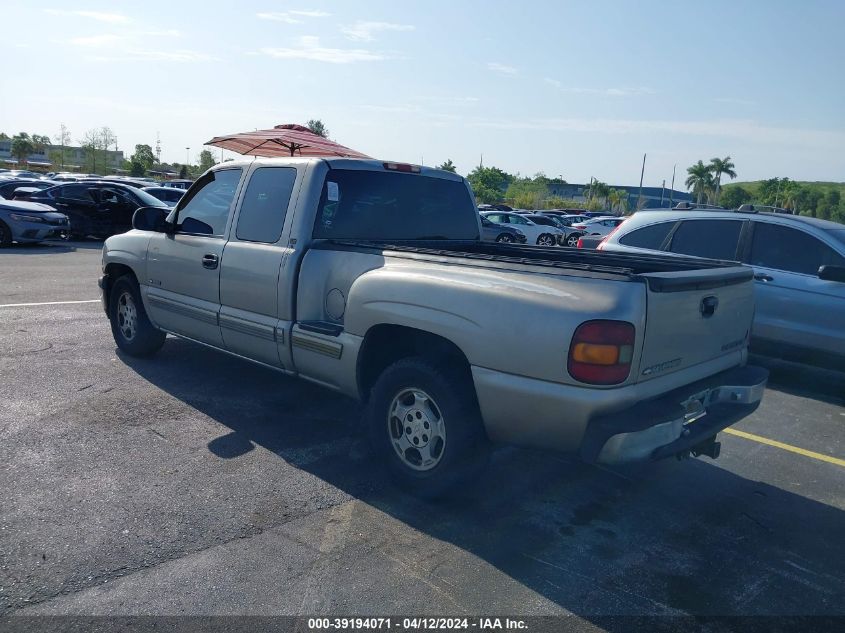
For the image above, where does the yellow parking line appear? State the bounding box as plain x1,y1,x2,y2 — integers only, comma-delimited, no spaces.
724,428,845,468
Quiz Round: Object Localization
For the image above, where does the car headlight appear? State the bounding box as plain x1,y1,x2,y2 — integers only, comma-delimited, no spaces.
514,229,526,236
9,213,46,223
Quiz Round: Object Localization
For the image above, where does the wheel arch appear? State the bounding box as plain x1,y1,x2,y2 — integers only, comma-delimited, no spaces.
356,324,473,402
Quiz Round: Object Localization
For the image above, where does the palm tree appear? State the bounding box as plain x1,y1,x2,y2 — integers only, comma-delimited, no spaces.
709,156,737,203
685,161,714,204
437,159,457,173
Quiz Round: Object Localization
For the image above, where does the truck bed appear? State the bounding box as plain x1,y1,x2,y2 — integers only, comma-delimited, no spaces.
322,240,753,289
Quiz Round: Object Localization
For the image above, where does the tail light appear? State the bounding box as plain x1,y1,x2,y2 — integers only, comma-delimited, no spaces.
383,162,421,173
573,224,586,230
568,320,635,385
576,237,585,248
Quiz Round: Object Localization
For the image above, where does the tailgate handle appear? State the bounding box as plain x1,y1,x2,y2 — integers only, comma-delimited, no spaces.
700,295,719,318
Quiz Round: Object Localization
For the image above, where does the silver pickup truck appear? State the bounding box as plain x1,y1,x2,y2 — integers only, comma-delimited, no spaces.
99,158,767,494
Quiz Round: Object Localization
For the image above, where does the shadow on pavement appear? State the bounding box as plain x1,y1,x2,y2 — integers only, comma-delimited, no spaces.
3,240,103,254
122,337,845,618
750,354,845,407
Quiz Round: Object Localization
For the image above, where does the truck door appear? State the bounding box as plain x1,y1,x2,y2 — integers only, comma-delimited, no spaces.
219,166,301,368
144,168,243,347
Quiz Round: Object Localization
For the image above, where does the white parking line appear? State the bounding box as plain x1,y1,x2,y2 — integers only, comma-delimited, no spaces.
0,299,101,308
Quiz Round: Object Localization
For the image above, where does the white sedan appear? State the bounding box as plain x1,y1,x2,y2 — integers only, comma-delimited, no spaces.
569,216,626,237
480,211,564,246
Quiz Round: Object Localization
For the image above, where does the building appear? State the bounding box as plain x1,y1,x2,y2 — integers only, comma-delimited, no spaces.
0,139,124,174
548,182,692,209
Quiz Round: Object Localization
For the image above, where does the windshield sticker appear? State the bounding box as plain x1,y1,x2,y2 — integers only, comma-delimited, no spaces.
327,181,339,202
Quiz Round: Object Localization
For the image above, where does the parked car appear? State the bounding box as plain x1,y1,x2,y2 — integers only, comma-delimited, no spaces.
480,211,564,246
28,182,168,239
575,235,605,249
99,157,766,494
480,214,527,243
0,199,69,246
142,186,186,208
569,217,626,239
0,179,56,200
598,209,845,368
161,179,194,190
5,170,42,179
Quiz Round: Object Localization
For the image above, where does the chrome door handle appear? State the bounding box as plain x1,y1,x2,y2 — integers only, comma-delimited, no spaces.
202,253,219,270
754,273,774,282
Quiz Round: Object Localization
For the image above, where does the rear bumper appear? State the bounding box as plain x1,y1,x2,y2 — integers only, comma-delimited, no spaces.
581,365,768,464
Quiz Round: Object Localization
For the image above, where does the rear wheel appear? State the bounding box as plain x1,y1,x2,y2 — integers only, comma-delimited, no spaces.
0,220,11,247
537,233,555,246
496,233,514,243
366,357,489,497
566,233,582,247
108,275,166,357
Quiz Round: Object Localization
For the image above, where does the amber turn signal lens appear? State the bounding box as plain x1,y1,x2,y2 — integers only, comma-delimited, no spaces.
572,343,619,365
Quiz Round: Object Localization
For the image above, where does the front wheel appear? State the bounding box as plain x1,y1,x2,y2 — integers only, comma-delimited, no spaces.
536,233,555,246
366,357,489,497
495,233,514,243
109,275,166,357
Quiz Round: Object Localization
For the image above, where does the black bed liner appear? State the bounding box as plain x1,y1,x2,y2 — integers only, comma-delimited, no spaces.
318,239,751,284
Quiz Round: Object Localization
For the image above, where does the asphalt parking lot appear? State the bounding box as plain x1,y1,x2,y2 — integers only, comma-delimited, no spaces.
1,242,844,624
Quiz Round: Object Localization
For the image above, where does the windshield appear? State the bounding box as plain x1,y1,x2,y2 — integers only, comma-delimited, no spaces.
313,169,478,240
125,185,168,207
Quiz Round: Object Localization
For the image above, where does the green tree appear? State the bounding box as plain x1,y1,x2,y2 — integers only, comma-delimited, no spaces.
586,180,610,208
436,159,457,173
179,164,188,179
48,150,64,170
709,156,737,203
131,144,155,174
685,161,714,204
719,186,752,209
0,132,9,140
197,149,216,173
79,129,101,173
10,133,34,166
306,119,329,138
825,189,841,208
467,165,513,204
53,124,72,169
505,175,550,209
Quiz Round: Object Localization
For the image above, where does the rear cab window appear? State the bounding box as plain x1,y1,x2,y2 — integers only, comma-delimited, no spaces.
313,169,478,240
668,219,744,260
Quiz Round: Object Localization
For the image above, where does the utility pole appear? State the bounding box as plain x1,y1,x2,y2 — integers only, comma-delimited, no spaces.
660,179,666,206
637,153,646,210
155,132,161,164
669,164,676,208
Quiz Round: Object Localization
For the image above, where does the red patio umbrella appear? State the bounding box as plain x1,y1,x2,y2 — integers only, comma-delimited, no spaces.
205,124,371,159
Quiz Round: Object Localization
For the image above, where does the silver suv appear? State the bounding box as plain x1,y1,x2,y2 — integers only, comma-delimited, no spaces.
599,209,845,367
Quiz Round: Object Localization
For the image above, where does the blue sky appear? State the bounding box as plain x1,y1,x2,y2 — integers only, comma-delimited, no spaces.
2,0,843,187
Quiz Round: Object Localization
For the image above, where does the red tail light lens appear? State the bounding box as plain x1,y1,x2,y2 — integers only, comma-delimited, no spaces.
383,162,421,173
568,320,635,385
576,237,585,248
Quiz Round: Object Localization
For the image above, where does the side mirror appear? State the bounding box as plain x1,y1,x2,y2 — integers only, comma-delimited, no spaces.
132,206,170,232
818,265,845,283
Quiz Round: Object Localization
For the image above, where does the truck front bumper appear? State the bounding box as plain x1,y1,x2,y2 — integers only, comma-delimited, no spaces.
580,365,768,464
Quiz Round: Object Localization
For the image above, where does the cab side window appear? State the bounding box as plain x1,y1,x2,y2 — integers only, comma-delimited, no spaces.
750,222,845,275
235,167,297,243
176,169,243,236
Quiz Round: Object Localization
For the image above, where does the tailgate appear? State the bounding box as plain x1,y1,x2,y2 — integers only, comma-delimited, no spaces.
636,265,754,382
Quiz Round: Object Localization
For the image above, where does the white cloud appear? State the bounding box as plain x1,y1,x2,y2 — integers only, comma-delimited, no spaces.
88,49,217,63
341,21,414,42
469,116,845,148
45,9,129,23
544,81,654,96
68,34,122,47
714,97,756,106
259,36,385,64
140,29,181,37
257,10,331,24
544,77,562,88
488,62,517,75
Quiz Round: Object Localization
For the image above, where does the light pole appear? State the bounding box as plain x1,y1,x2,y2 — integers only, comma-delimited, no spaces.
185,147,190,168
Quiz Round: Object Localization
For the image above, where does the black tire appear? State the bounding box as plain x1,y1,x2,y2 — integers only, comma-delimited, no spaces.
108,274,166,357
536,233,555,246
565,233,582,247
0,220,11,247
365,357,490,497
495,233,514,243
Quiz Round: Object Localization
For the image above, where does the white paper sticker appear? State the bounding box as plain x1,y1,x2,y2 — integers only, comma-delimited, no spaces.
327,181,339,202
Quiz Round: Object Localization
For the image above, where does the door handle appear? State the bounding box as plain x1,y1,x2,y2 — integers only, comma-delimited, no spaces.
754,273,774,282
202,253,219,270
